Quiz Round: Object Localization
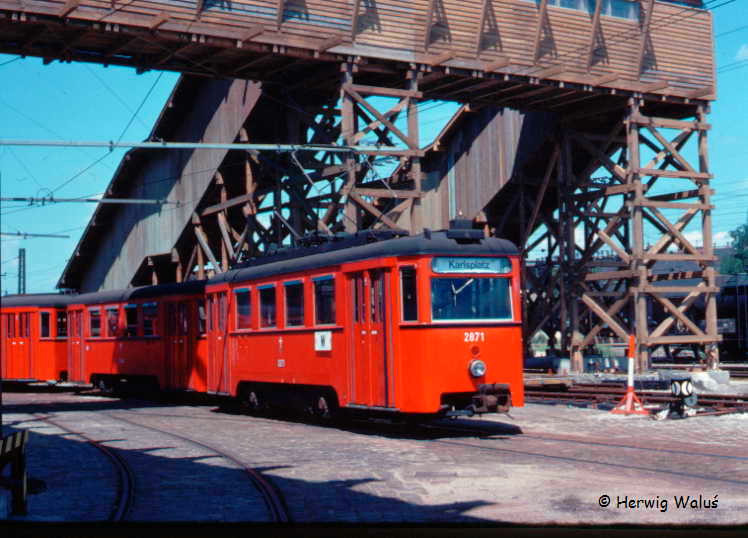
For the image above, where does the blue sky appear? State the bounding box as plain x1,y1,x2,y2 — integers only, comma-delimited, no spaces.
1,1,746,294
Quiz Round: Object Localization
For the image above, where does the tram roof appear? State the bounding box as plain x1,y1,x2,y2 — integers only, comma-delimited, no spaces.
0,293,78,308
212,230,519,285
69,279,207,306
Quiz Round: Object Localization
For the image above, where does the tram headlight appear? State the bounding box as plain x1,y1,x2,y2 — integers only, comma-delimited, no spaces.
469,359,486,378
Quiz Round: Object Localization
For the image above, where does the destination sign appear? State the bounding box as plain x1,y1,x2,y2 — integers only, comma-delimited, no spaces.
431,257,511,274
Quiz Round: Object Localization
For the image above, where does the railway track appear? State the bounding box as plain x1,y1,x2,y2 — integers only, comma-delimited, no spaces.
105,412,291,523
524,383,748,415
34,414,135,522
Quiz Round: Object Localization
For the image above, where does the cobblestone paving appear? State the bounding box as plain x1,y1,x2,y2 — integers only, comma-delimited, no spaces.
3,391,746,524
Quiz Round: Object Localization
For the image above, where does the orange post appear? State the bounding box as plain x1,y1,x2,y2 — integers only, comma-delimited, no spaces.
611,334,649,415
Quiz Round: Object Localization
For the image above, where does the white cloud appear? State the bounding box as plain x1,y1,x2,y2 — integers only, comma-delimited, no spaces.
737,44,748,61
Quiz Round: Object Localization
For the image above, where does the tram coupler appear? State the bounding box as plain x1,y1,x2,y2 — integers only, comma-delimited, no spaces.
470,383,512,414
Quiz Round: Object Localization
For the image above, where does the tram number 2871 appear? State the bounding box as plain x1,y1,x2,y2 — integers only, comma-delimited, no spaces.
464,331,486,343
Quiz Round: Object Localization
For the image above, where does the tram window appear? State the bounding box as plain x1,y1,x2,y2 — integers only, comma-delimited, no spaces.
56,311,68,338
142,303,158,336
125,305,139,337
7,314,16,338
259,285,276,328
40,311,51,338
400,267,418,321
19,313,29,338
89,308,101,338
285,281,304,327
235,288,252,329
206,296,213,332
178,303,189,336
431,277,512,321
313,276,335,325
106,307,119,337
197,300,207,335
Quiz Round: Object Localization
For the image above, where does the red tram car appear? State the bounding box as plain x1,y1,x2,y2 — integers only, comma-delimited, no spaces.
1,293,74,382
1,229,524,418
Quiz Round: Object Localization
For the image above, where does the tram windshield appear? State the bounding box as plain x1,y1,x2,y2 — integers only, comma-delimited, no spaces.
431,277,512,321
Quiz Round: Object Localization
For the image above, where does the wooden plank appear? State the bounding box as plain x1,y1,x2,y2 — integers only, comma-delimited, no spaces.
643,286,719,294
592,230,632,265
202,193,255,217
354,187,421,198
630,115,710,131
638,199,711,211
584,270,636,282
347,84,422,99
636,168,712,180
534,64,566,79
423,0,436,51
276,0,285,29
351,0,362,41
348,191,402,230
639,79,670,93
427,50,456,66
644,335,722,345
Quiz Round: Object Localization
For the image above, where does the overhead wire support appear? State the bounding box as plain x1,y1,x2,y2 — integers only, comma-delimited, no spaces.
0,196,175,206
0,140,417,156
0,232,70,239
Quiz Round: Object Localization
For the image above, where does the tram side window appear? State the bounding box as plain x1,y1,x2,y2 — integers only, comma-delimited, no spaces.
285,281,304,327
40,311,51,338
125,305,139,337
89,308,101,338
400,267,418,321
142,303,158,336
56,311,68,338
19,313,29,338
106,307,119,337
197,300,207,335
259,286,276,328
313,276,335,325
235,289,251,329
7,314,15,338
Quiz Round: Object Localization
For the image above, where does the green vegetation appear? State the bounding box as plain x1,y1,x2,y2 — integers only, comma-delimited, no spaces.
720,217,748,275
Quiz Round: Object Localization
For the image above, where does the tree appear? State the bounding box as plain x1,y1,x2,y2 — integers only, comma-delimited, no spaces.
720,218,748,275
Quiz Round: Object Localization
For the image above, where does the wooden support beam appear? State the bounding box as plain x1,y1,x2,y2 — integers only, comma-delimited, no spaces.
426,50,455,66
348,191,403,230
636,0,655,76
586,0,603,71
193,216,221,272
202,193,255,217
351,0,362,41
239,25,266,44
423,0,437,51
532,0,550,64
533,64,565,79
686,86,714,99
591,72,620,86
276,0,285,29
347,84,422,99
483,56,511,72
58,0,79,18
343,86,415,149
316,35,345,53
644,335,722,345
636,168,712,180
475,0,490,57
354,187,421,199
216,212,236,262
629,114,710,131
581,293,630,341
640,79,670,93
149,12,170,31
522,145,558,247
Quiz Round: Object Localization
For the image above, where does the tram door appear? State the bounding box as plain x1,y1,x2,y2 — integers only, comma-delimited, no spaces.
349,270,391,407
207,292,230,394
68,309,84,382
165,302,191,390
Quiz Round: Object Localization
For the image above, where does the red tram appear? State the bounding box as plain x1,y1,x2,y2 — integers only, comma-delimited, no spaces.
1,228,524,417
